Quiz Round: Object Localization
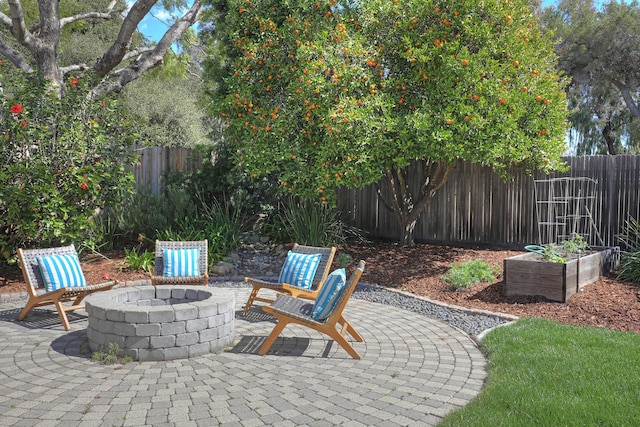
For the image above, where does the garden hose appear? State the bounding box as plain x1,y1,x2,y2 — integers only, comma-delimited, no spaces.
524,245,546,256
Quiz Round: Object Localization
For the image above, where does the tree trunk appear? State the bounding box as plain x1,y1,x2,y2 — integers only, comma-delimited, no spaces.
377,160,454,246
602,121,617,155
400,219,417,246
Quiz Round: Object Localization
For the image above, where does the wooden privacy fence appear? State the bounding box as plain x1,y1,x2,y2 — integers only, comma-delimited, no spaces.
336,156,640,248
130,148,640,248
130,146,202,194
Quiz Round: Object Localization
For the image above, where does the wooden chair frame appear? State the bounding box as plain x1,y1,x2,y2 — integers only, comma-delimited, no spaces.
259,260,365,359
243,244,337,315
17,245,117,330
151,240,209,286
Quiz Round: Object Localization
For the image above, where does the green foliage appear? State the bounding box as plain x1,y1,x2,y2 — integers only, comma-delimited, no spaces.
203,0,569,208
155,198,244,265
335,252,353,268
122,247,155,274
543,0,640,155
261,198,363,247
540,243,567,263
0,71,136,262
527,234,590,263
617,216,640,282
561,233,589,256
122,74,215,148
91,342,133,365
442,260,499,291
440,318,640,426
95,185,196,247
163,145,282,217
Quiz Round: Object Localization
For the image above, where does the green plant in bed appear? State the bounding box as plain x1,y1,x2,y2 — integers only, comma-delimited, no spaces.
442,259,498,291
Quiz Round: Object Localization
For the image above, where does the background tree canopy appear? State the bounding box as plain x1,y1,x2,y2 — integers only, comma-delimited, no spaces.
202,0,569,245
542,0,640,154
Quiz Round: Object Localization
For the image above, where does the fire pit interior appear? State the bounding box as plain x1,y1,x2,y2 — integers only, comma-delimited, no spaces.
85,285,235,361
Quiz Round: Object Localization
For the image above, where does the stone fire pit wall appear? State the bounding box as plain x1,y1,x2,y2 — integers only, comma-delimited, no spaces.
85,285,235,361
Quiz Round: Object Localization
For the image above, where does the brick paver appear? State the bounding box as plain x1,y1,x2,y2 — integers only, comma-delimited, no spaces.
0,287,487,426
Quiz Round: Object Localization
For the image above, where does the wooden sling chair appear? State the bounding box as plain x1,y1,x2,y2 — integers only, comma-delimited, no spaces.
243,243,337,315
17,245,117,330
151,240,209,285
259,260,366,359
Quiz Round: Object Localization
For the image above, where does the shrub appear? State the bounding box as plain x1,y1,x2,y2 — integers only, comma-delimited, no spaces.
261,198,364,247
163,144,282,217
0,72,136,262
617,216,640,282
442,260,499,291
155,198,244,266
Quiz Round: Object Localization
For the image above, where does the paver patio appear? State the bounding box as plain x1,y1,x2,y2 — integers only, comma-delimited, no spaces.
0,287,487,426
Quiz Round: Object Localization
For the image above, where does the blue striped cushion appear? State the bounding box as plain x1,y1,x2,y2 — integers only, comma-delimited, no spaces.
312,269,346,321
162,248,201,277
37,254,87,293
278,251,322,289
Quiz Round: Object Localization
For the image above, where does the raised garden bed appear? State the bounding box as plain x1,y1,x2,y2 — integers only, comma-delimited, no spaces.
504,246,620,303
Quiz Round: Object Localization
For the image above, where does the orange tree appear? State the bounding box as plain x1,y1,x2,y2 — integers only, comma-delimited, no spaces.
203,0,569,245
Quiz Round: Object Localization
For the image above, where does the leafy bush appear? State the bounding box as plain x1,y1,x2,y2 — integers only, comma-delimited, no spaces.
442,260,499,291
261,198,364,247
617,216,640,282
122,247,155,274
155,198,244,266
163,145,282,217
0,72,136,262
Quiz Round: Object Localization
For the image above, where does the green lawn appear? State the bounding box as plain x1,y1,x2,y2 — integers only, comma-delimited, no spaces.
440,318,640,426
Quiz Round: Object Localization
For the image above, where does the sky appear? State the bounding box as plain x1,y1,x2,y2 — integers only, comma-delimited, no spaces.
136,3,178,42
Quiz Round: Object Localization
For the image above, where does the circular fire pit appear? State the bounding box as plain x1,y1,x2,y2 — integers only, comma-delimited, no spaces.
85,285,235,361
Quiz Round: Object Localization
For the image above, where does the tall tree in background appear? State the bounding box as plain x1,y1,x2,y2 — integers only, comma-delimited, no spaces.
0,0,203,96
543,0,640,154
204,0,569,245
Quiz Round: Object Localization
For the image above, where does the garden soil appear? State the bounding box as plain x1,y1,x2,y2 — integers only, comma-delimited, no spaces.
2,241,639,333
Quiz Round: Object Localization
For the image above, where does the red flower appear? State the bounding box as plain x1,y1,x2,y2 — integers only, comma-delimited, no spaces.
21,121,27,128
11,104,23,114
71,77,78,87
81,182,88,190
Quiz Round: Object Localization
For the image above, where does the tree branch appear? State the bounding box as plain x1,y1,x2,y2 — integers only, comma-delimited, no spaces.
0,40,33,72
610,79,640,118
91,0,204,96
60,0,119,28
122,47,155,62
60,64,89,76
93,0,158,77
0,12,12,28
7,0,38,49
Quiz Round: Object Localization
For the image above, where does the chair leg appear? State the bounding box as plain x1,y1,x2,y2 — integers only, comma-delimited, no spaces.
339,316,364,342
17,297,37,321
54,300,72,331
243,287,260,316
258,319,289,355
327,327,361,360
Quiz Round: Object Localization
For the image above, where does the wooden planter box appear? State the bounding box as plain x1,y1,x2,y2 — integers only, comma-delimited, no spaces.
504,247,619,303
